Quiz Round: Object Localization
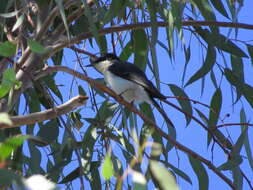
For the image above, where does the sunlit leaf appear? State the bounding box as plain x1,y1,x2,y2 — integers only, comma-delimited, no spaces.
0,41,16,57
163,161,192,185
101,154,114,180
12,14,24,32
132,171,147,190
0,10,19,18
0,135,28,161
189,156,209,190
0,113,12,126
149,160,179,190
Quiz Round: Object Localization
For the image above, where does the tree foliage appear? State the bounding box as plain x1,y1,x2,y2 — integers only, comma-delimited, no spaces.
0,0,253,189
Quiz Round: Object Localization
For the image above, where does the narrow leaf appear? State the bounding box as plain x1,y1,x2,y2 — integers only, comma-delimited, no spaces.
149,160,179,190
132,29,148,70
240,108,253,170
168,84,192,125
189,156,209,190
210,0,229,18
0,10,19,18
12,14,24,32
208,88,222,127
185,46,216,86
195,27,248,57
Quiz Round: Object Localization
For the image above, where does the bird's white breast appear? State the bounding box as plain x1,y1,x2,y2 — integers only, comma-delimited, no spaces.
104,71,151,104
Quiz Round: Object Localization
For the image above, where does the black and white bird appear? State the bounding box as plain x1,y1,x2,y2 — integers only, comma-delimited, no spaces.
88,53,175,130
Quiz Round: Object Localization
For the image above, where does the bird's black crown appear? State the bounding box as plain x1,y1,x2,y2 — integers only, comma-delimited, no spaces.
92,53,119,63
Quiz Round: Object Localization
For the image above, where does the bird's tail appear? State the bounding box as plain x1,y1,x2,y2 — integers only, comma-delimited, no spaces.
151,99,176,137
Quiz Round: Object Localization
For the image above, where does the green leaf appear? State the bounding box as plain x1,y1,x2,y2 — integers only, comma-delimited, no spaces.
101,154,114,180
132,29,148,70
195,27,248,57
232,167,243,190
189,156,209,190
191,0,218,33
0,41,16,57
210,0,229,18
43,75,63,102
0,169,23,186
37,120,59,144
149,160,179,190
242,84,253,108
240,108,253,171
185,46,216,86
0,113,12,126
54,0,70,39
59,167,80,184
103,0,125,24
224,69,253,108
246,44,253,66
27,40,47,54
208,88,222,127
163,161,192,185
218,155,243,171
12,14,24,32
231,55,244,101
0,68,21,98
168,84,192,125
83,0,107,53
0,135,28,161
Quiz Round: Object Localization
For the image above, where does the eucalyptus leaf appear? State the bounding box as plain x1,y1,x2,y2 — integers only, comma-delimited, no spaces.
189,156,209,190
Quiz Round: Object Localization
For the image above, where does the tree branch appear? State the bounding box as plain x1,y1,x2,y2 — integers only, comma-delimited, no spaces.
45,20,253,59
35,65,235,189
0,95,88,129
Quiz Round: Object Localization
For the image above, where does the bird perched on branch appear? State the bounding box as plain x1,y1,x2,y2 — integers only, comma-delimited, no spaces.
88,53,175,131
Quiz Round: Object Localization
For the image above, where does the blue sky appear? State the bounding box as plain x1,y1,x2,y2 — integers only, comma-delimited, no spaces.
26,1,253,189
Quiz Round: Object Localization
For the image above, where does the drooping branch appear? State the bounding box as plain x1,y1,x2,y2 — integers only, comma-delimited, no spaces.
35,65,235,189
0,95,88,129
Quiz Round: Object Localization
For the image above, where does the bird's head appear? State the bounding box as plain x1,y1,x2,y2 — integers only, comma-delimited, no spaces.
88,53,119,74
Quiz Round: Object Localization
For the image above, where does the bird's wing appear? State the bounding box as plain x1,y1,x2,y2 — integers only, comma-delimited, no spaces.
108,60,165,99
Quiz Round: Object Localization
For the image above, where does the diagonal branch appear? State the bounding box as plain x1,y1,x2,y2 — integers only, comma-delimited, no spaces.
0,95,88,129
35,65,235,189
